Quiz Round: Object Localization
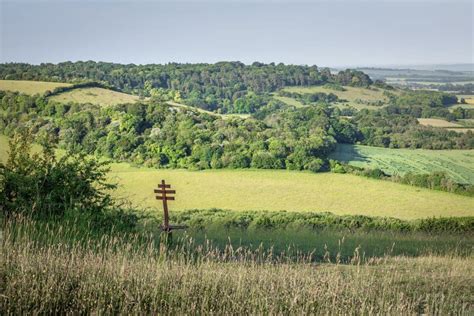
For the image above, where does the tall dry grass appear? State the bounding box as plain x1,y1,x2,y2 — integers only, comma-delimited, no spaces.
1,218,473,314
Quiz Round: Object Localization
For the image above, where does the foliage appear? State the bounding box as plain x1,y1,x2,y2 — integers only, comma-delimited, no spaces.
0,90,352,171
0,131,116,218
278,90,339,104
0,61,373,113
334,69,372,87
353,108,474,149
171,208,474,234
395,90,458,107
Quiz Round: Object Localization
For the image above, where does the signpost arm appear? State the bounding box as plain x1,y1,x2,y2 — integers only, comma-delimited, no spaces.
162,180,170,231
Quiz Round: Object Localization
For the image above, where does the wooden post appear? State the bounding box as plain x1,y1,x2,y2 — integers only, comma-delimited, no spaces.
154,180,187,243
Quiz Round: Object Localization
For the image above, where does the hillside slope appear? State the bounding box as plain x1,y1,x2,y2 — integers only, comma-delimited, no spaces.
331,144,474,184
0,79,71,95
49,87,141,106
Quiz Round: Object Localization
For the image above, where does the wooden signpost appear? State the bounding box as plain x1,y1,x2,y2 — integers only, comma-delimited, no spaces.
154,180,187,238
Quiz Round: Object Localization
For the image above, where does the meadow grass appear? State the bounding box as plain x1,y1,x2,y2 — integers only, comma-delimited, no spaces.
280,85,398,110
1,217,473,314
109,164,474,219
1,135,473,219
49,87,140,106
331,143,474,185
0,79,71,95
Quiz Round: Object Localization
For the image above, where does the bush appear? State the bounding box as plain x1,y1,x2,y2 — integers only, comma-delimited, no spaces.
251,151,283,169
0,131,116,218
171,209,474,234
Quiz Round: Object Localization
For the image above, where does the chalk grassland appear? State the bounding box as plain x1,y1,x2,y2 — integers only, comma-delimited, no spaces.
330,144,474,185
1,135,472,219
49,87,141,106
0,79,72,95
109,164,474,219
0,79,139,106
417,118,463,128
2,220,473,315
280,85,397,110
417,118,474,133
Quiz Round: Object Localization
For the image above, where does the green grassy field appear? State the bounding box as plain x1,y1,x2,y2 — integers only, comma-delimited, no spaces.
331,144,474,184
279,85,398,110
109,164,474,219
0,79,72,95
49,87,141,106
1,135,472,219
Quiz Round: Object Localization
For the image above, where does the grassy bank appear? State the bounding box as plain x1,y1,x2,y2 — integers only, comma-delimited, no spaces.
1,217,472,314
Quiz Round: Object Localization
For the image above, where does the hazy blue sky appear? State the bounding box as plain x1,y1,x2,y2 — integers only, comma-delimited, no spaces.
1,0,472,67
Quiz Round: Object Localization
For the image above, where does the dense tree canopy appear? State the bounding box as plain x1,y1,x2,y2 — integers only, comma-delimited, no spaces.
0,61,372,113
0,91,359,171
0,62,472,175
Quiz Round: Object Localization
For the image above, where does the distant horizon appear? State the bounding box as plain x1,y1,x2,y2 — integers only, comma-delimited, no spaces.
1,1,472,67
0,59,472,73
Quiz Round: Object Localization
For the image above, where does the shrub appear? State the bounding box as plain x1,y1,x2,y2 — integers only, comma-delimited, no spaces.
0,131,116,218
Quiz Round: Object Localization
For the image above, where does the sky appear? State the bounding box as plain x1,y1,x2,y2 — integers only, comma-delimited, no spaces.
0,0,472,67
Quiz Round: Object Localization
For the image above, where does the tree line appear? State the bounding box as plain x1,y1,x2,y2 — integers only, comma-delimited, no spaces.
0,61,372,113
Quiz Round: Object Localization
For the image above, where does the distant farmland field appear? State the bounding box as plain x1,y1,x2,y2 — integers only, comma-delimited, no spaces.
0,79,71,95
417,118,474,133
331,144,474,184
49,87,140,106
280,85,397,110
417,118,463,128
459,95,474,105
